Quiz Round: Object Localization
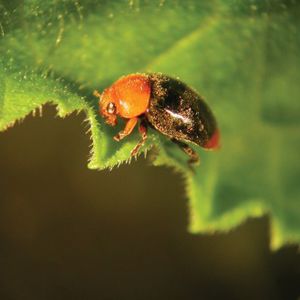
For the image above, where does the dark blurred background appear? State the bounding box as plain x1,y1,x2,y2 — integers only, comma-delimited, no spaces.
0,105,299,300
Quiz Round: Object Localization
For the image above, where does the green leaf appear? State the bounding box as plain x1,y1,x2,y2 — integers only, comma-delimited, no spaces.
0,0,299,249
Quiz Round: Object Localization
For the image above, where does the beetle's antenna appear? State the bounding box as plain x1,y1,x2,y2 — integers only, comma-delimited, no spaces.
93,90,101,98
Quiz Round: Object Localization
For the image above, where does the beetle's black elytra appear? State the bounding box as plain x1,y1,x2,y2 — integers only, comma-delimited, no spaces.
147,73,217,148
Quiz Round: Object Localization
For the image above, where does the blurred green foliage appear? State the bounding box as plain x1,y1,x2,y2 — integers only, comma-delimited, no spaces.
0,0,299,248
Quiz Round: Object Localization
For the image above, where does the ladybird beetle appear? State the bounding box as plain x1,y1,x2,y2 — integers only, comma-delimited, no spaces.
94,73,220,164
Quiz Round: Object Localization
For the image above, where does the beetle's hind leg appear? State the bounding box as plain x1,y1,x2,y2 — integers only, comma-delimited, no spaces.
171,139,200,166
131,119,148,157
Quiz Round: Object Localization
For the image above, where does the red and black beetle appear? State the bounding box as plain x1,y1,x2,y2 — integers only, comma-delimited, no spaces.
94,73,220,164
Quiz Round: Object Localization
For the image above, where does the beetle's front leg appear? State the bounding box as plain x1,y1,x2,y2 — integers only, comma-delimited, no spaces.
114,117,138,141
131,120,148,157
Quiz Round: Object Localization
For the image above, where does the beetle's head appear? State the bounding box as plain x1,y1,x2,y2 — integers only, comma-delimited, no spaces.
95,87,118,126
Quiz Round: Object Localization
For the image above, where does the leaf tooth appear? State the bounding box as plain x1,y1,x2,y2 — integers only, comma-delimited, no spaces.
143,148,148,159
85,126,92,135
37,105,43,117
31,105,43,118
82,116,90,124
32,108,37,117
126,156,132,165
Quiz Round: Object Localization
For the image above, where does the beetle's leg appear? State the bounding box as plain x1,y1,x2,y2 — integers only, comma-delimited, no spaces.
131,120,148,157
114,117,138,141
171,139,199,165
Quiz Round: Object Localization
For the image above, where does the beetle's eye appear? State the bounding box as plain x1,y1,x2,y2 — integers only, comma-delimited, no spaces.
106,102,116,114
